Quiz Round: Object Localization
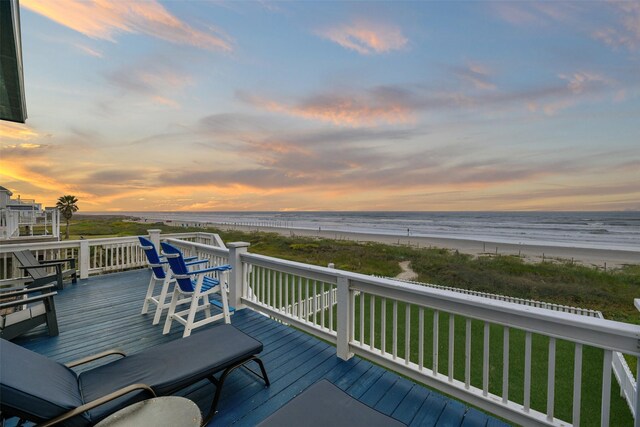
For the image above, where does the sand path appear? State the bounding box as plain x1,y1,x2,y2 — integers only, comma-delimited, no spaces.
395,261,418,281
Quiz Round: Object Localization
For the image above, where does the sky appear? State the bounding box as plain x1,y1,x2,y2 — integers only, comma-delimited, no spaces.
1,0,639,212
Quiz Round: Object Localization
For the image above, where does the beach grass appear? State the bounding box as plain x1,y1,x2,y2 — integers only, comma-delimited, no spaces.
68,215,639,321
68,215,638,424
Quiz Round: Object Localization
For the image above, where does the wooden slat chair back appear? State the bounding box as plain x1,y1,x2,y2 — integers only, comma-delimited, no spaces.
13,250,77,290
0,284,58,340
160,242,233,337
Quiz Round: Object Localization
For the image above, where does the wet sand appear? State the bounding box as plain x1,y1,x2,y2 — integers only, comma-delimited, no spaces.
212,223,639,268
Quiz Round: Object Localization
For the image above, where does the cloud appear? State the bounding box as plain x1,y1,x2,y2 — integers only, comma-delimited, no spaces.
104,57,192,107
592,2,640,51
0,122,40,141
237,90,415,127
74,43,103,58
107,61,192,95
22,0,232,51
87,170,148,184
452,63,496,91
559,72,610,94
239,65,618,126
316,20,407,55
492,2,580,27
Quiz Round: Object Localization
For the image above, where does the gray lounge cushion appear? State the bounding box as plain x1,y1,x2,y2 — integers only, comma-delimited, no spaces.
257,380,407,427
0,339,87,426
79,324,263,421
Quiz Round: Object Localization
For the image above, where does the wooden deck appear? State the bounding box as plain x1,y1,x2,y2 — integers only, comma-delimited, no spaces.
10,269,510,427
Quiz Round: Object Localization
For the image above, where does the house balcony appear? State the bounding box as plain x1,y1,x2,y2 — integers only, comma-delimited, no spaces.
1,231,638,426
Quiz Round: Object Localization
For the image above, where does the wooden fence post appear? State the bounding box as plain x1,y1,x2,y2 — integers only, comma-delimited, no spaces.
228,242,250,310
79,239,89,279
147,229,161,249
337,275,354,361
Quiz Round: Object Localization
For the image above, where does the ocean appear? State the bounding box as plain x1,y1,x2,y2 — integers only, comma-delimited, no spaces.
112,211,640,252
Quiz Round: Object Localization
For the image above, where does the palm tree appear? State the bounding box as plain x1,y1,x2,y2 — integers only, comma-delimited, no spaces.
56,195,79,239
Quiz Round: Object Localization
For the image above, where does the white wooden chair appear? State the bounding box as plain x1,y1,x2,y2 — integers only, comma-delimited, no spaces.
160,242,233,337
138,237,205,325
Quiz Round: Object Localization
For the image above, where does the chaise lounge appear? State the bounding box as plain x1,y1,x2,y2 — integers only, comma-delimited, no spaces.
0,324,269,426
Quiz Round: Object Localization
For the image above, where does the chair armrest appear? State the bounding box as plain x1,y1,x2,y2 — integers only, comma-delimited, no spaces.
66,349,127,368
187,264,232,275
0,284,56,298
184,255,199,261
0,292,57,310
185,259,209,266
38,258,76,266
18,265,59,272
37,383,157,427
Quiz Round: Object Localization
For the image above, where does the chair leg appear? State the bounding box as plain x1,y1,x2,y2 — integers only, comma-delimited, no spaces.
153,276,172,325
202,356,270,425
183,293,201,338
221,272,231,324
141,275,156,315
163,288,180,335
44,295,59,337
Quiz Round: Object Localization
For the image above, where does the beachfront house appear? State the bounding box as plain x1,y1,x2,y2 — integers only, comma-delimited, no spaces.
0,186,60,242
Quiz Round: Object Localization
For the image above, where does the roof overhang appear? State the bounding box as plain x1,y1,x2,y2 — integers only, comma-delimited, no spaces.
0,0,27,123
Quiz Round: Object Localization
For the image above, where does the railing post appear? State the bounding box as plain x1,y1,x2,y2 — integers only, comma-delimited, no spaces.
147,229,161,249
79,239,90,279
337,275,354,361
228,242,250,310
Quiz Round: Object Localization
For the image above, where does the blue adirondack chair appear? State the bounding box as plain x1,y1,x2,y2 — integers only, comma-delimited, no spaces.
160,242,233,337
138,237,206,325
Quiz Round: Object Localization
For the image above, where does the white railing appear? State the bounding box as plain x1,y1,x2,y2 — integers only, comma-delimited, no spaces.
0,231,223,283
3,235,638,426
184,239,639,427
392,276,636,417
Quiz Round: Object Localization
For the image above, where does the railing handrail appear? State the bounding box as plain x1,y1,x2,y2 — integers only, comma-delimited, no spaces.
390,276,601,316
228,250,640,355
164,238,229,256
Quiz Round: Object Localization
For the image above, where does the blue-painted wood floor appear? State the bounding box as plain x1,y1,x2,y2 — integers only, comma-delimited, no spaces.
10,269,509,427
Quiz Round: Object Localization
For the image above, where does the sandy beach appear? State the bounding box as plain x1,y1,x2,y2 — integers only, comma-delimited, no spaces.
170,221,638,269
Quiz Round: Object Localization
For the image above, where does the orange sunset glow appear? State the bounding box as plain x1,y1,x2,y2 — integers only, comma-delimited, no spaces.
1,1,638,212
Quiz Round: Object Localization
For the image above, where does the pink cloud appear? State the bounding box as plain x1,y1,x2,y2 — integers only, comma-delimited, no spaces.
22,0,232,51
593,2,640,51
241,92,413,127
316,20,407,55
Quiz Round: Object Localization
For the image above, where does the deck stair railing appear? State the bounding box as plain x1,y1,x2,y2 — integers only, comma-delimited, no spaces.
166,238,640,427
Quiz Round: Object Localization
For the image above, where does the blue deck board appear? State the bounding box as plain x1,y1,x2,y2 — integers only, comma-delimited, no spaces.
461,408,489,427
436,399,467,427
393,384,432,424
8,269,507,427
375,376,414,416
